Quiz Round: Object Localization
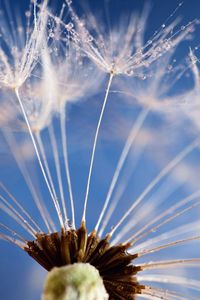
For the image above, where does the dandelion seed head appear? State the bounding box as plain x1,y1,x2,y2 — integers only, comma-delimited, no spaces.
114,53,182,115
63,1,198,77
20,45,103,133
0,1,48,90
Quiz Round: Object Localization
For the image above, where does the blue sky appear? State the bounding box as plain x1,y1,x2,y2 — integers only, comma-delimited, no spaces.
1,0,200,299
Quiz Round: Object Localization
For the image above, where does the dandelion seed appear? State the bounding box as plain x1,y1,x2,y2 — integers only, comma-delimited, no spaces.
64,0,196,77
61,0,198,226
0,1,48,90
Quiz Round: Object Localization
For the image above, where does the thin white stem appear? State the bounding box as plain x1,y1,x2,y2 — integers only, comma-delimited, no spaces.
115,200,200,247
112,179,192,245
127,191,200,245
33,0,37,29
0,182,42,233
60,108,75,229
0,200,35,238
0,194,36,237
141,291,180,300
131,220,200,253
137,274,200,292
137,235,200,257
138,258,200,270
36,132,58,201
109,137,200,236
15,88,64,228
0,233,25,249
0,222,27,243
3,129,54,232
48,123,68,229
134,203,200,245
82,73,114,222
113,185,200,243
141,290,170,300
95,108,149,233
99,140,146,237
141,286,197,300
137,295,160,300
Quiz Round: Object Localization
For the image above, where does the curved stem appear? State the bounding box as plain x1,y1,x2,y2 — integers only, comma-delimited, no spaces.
60,108,75,229
109,137,200,237
95,108,149,233
82,73,114,222
15,88,64,228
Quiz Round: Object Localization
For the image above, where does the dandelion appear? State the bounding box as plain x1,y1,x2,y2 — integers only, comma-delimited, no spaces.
0,0,58,230
61,0,198,226
0,0,48,90
64,0,195,77
21,43,103,230
0,1,200,300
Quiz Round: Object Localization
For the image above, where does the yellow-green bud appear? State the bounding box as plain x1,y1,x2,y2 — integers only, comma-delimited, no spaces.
42,263,109,300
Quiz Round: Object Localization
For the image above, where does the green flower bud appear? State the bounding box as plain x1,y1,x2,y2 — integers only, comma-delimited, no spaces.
42,263,109,300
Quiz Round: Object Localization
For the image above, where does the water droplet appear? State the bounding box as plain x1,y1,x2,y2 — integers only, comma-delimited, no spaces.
79,21,85,27
156,47,161,52
87,35,93,42
126,70,134,76
49,32,54,38
164,42,171,50
25,11,31,18
17,26,23,34
142,75,146,80
65,22,74,31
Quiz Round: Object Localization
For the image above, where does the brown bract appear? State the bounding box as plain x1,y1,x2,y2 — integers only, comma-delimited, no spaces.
24,221,144,299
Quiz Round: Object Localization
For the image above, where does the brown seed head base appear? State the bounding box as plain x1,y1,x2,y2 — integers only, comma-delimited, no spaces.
24,221,145,299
